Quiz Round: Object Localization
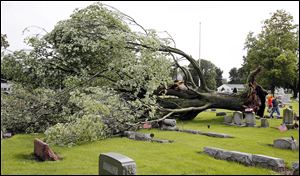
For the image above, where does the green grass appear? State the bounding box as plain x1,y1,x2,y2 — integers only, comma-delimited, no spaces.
1,101,299,175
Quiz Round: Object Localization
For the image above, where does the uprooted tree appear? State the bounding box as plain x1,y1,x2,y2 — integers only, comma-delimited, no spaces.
1,3,267,146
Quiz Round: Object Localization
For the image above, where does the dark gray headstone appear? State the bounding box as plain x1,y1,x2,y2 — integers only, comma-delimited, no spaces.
233,111,243,125
252,154,285,171
283,108,294,125
292,162,299,175
273,138,298,150
245,112,256,127
99,152,136,175
203,147,285,171
224,115,233,124
260,118,269,128
211,108,216,111
203,147,253,166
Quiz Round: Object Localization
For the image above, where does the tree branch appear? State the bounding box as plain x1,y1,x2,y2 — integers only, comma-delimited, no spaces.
161,103,212,113
126,41,211,92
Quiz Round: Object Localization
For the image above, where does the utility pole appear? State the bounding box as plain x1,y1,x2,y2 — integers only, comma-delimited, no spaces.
198,22,201,87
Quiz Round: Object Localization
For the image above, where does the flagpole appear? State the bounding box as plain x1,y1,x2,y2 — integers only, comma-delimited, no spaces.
198,22,201,87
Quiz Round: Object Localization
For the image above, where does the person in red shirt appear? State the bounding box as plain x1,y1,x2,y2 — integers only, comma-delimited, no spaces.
267,93,273,112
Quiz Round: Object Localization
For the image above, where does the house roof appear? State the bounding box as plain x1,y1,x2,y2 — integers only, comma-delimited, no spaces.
219,84,245,89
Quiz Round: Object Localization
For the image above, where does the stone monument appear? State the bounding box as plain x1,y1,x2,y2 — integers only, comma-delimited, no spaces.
245,112,256,127
283,108,294,129
99,152,136,175
233,111,243,126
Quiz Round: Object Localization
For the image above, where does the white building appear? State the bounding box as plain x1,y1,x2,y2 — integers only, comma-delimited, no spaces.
217,84,245,93
1,79,12,93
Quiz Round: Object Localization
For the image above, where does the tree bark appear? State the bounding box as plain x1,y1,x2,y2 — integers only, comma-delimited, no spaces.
157,90,247,120
127,43,266,120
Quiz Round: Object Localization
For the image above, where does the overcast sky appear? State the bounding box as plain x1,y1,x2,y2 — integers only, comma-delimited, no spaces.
1,1,299,79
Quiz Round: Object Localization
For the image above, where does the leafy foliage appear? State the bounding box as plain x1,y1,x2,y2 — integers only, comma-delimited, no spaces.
1,3,173,146
215,67,223,87
1,84,69,133
228,67,247,84
243,10,299,94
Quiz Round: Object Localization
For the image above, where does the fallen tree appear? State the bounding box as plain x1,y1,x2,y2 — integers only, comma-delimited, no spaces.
1,3,268,146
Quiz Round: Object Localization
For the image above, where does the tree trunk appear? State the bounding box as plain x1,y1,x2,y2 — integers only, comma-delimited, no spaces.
271,85,275,96
293,90,298,99
157,91,247,120
128,43,267,121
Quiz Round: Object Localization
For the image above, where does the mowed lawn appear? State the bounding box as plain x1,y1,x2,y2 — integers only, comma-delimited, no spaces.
1,101,299,175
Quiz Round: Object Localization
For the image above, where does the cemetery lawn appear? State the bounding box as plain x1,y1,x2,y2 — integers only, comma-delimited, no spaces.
1,100,299,175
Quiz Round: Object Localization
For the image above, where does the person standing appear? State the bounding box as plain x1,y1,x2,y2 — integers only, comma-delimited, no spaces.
267,93,273,112
270,97,280,118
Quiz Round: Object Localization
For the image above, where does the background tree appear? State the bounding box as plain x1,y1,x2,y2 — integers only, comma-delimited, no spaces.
1,34,9,50
228,66,248,84
1,34,10,79
188,59,217,90
228,67,239,84
215,67,223,88
243,10,299,96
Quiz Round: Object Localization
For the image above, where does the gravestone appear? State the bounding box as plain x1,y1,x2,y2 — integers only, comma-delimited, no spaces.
162,119,176,127
224,115,233,124
245,112,256,127
161,119,178,131
273,138,298,150
252,154,285,171
233,111,243,125
211,108,216,112
123,131,153,141
34,138,59,161
260,118,269,128
292,162,299,175
204,147,285,171
99,152,136,175
283,108,294,129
